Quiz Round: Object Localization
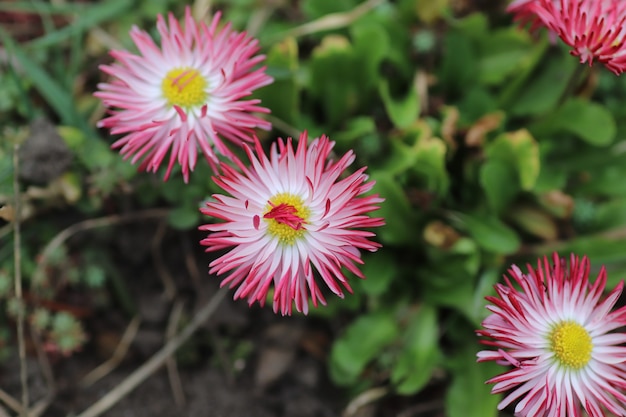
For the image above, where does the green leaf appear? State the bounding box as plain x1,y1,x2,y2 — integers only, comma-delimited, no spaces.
370,172,417,246
0,29,90,133
477,28,532,86
333,117,377,145
470,269,500,325
329,312,399,386
595,198,626,231
308,35,359,126
412,135,449,196
358,250,397,296
485,130,540,191
507,205,559,241
479,160,518,213
352,21,390,90
256,37,299,125
168,204,201,230
450,212,520,254
379,78,420,128
27,0,131,50
549,98,616,146
391,305,439,394
445,343,501,417
440,31,478,95
509,51,577,116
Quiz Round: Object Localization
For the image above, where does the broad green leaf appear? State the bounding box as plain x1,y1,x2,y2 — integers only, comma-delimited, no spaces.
419,241,487,324
450,212,520,254
477,28,532,86
507,205,558,241
333,117,377,145
440,31,478,95
534,235,626,267
574,164,626,197
509,52,577,116
257,37,300,125
168,204,201,230
391,305,440,394
445,343,501,417
453,12,489,35
359,251,397,296
471,269,500,325
412,135,449,196
486,130,540,191
382,122,433,175
595,198,626,231
329,312,399,386
457,87,498,125
309,35,358,126
479,160,518,213
550,98,616,146
379,78,420,128
352,21,390,90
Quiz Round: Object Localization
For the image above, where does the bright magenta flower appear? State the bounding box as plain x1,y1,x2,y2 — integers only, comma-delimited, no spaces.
530,0,626,75
199,132,384,315
95,7,273,182
477,254,626,417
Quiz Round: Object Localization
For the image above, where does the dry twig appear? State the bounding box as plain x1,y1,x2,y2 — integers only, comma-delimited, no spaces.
151,220,176,300
75,286,228,417
279,0,384,39
27,328,56,417
80,317,142,387
33,209,170,286
181,235,203,294
13,143,29,416
165,299,186,406
342,386,388,417
0,388,23,415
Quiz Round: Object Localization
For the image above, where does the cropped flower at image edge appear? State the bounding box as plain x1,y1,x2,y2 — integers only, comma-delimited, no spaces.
95,7,273,182
508,0,626,75
199,132,384,315
477,253,626,417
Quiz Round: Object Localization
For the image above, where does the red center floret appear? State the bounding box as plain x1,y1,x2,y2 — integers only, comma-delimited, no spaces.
263,202,306,230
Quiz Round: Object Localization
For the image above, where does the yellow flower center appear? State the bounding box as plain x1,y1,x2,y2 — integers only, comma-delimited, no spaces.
549,321,592,369
161,67,207,108
263,193,310,245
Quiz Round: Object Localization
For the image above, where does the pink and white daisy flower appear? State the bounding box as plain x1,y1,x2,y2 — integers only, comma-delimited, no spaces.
531,0,626,75
95,7,273,182
477,253,626,417
199,132,384,315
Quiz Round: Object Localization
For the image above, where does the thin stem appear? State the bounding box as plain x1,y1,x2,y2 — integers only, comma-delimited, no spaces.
13,143,28,416
556,62,589,107
74,286,229,417
268,0,385,41
32,209,170,287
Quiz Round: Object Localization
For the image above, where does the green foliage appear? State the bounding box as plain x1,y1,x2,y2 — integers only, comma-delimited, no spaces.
390,305,439,394
542,98,616,146
5,2,626,415
445,341,502,417
329,311,399,386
